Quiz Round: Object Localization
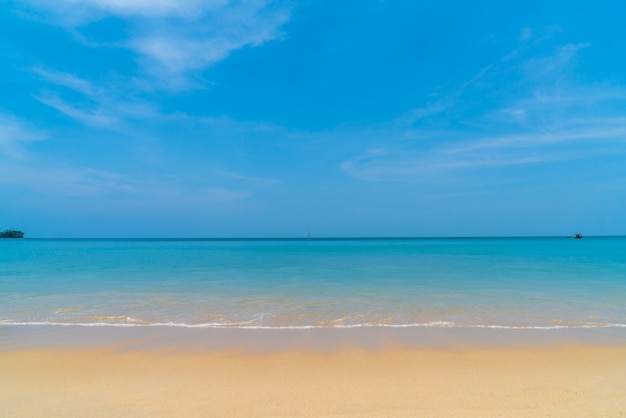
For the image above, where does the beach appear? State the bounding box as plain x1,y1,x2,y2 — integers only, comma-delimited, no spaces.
2,238,626,416
2,326,626,417
4,0,626,414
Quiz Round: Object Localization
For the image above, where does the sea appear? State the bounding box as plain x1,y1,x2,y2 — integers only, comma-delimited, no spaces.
1,237,625,330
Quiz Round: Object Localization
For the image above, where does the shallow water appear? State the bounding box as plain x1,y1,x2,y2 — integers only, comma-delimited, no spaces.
1,237,625,329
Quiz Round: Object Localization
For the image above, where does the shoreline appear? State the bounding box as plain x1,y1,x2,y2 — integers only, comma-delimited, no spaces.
3,323,626,352
2,326,626,416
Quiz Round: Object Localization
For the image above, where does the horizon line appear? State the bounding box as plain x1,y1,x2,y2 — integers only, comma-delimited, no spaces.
7,234,624,240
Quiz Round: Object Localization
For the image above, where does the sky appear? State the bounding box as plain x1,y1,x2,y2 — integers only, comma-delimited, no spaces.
1,0,625,238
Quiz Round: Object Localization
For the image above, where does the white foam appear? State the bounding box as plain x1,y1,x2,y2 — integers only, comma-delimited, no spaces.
1,319,626,330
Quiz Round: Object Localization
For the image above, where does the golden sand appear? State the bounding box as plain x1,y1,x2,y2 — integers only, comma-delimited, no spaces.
1,345,625,417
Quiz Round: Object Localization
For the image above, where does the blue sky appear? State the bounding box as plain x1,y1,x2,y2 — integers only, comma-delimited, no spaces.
1,0,625,237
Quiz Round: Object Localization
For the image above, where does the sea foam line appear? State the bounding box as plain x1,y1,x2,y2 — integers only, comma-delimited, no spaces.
2,320,626,330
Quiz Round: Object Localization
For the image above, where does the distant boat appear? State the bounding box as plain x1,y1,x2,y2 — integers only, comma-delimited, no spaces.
573,233,583,239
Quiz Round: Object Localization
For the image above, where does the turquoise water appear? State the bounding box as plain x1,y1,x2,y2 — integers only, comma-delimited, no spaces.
1,238,625,329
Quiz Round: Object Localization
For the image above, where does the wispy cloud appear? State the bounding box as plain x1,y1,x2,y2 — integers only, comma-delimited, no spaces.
32,67,161,129
0,167,108,204
341,122,626,180
341,30,626,182
521,42,590,82
31,67,96,96
23,0,292,89
341,150,561,182
340,121,626,182
518,27,533,42
35,92,121,127
0,160,253,207
215,169,282,185
25,0,225,21
195,187,251,203
0,114,46,160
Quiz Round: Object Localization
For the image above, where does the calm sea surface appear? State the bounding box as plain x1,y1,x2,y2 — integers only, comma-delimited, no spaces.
1,238,625,329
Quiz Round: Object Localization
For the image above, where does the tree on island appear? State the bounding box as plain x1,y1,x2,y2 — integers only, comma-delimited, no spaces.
0,229,24,238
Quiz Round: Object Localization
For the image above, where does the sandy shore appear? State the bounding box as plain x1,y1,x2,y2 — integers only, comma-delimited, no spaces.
2,337,626,417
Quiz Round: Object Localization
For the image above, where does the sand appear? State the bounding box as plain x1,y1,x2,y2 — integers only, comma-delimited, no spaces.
2,342,626,417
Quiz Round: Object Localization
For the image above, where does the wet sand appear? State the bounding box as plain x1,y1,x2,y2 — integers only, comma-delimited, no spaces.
1,326,626,417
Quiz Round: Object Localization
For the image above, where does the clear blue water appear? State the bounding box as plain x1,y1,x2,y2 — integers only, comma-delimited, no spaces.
1,237,625,329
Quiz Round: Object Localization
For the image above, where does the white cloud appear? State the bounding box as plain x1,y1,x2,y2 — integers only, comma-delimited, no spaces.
130,36,236,83
0,159,254,207
341,115,626,182
215,169,281,185
32,68,163,128
35,93,121,127
23,0,292,89
197,187,251,203
32,67,95,96
522,43,590,81
451,119,626,153
518,27,533,42
0,163,120,196
62,0,223,18
340,31,626,182
24,0,226,22
0,114,46,160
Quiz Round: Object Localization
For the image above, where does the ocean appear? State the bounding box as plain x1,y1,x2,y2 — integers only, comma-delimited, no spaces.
1,237,625,329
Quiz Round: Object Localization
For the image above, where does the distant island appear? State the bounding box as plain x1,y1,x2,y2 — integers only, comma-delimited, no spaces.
0,229,24,238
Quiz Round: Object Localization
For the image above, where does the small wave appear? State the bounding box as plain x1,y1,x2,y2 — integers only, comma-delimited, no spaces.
85,316,149,323
54,308,81,314
2,319,626,330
